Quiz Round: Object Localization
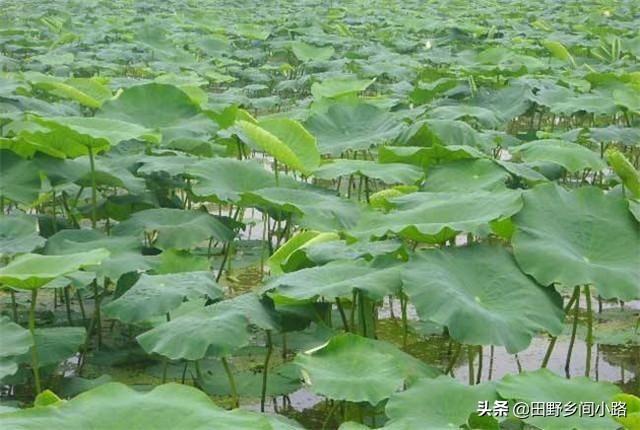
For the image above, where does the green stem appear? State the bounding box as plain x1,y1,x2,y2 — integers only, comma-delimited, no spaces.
88,146,98,229
467,346,475,385
336,298,349,332
541,287,579,368
401,293,408,348
445,343,461,375
476,345,483,384
63,286,73,326
10,289,18,322
29,290,42,394
260,330,273,412
221,357,239,408
585,285,593,377
564,286,580,377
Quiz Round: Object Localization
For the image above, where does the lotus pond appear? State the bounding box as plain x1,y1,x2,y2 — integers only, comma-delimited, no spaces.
0,0,639,429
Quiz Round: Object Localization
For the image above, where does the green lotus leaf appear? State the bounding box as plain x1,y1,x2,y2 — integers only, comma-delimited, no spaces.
295,333,438,405
267,231,338,275
188,158,298,202
242,187,362,231
103,272,223,323
542,40,576,66
606,148,640,198
305,102,404,156
112,208,235,250
0,150,41,204
402,244,564,353
44,229,150,281
513,184,640,300
136,154,197,178
39,117,160,147
512,140,605,173
0,248,110,290
0,214,45,256
310,77,375,99
136,304,250,361
238,118,319,175
301,239,404,267
397,119,490,151
291,42,334,62
384,376,499,429
0,316,32,358
265,260,402,301
0,382,279,429
99,83,200,129
370,186,418,212
0,357,20,381
427,105,502,128
137,294,277,359
200,361,300,398
378,145,485,170
352,190,522,243
423,159,509,192
15,327,85,369
589,126,640,146
496,368,621,430
494,160,549,184
313,159,424,184
28,75,112,109
612,393,640,430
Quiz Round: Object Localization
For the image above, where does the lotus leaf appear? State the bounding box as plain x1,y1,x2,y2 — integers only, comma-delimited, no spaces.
402,244,564,353
513,184,640,300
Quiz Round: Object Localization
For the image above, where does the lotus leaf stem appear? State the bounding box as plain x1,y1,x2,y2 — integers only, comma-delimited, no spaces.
29,290,42,394
221,357,239,408
564,286,581,377
584,285,593,377
260,330,273,412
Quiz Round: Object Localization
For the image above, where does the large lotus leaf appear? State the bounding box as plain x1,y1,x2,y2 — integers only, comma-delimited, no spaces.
0,248,110,289
136,154,197,177
136,304,250,361
310,77,375,99
201,362,301,398
0,214,44,255
295,333,438,405
265,260,401,300
238,118,319,175
305,102,404,156
26,74,112,109
0,316,32,358
590,125,640,146
352,190,522,243
495,160,549,184
0,382,278,429
428,104,502,128
398,119,490,151
242,187,362,231
206,292,281,331
103,272,223,323
384,376,499,429
378,145,485,170
112,208,235,250
512,140,606,173
313,159,423,184
99,83,200,129
44,230,149,281
513,184,640,300
402,244,563,353
267,231,333,275
14,327,85,369
423,159,510,192
0,149,41,204
37,117,160,147
188,158,299,202
497,369,621,430
292,42,334,62
301,240,404,267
